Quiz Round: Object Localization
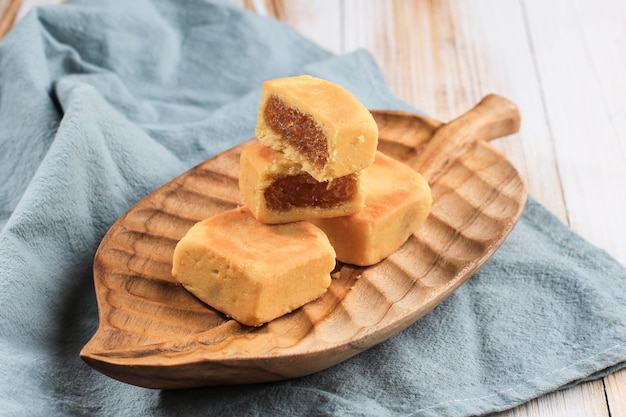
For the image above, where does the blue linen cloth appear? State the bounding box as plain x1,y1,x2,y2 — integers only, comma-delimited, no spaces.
1,1,625,416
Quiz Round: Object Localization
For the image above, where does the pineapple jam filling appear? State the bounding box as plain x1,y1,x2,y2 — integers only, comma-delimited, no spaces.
263,95,329,169
264,173,359,211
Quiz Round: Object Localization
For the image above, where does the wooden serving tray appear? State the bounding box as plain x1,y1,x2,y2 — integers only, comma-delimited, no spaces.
80,95,526,389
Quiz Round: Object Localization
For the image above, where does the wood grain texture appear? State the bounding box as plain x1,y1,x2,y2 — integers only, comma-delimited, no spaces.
6,0,624,414
605,369,626,417
0,0,21,39
80,97,526,389
229,3,625,416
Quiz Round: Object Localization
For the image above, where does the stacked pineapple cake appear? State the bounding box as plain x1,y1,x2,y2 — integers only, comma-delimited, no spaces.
172,75,432,326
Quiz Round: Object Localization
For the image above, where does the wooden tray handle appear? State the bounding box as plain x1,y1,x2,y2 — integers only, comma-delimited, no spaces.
414,94,521,182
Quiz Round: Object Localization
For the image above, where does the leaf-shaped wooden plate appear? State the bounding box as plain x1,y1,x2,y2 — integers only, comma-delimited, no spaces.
81,95,526,389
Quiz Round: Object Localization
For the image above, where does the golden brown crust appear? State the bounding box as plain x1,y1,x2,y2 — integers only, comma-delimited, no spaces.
171,207,336,326
312,152,432,266
255,75,378,181
239,143,365,224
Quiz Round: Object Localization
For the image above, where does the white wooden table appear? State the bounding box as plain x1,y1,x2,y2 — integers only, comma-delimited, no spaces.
2,1,625,415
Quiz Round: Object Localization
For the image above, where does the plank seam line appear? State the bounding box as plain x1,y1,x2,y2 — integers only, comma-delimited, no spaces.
517,0,570,227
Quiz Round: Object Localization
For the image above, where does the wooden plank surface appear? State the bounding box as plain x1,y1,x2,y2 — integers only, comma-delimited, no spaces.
235,4,626,416
3,0,625,416
0,0,21,39
236,2,626,416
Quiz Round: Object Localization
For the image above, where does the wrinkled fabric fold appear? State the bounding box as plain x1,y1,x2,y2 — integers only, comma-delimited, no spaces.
1,1,625,416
